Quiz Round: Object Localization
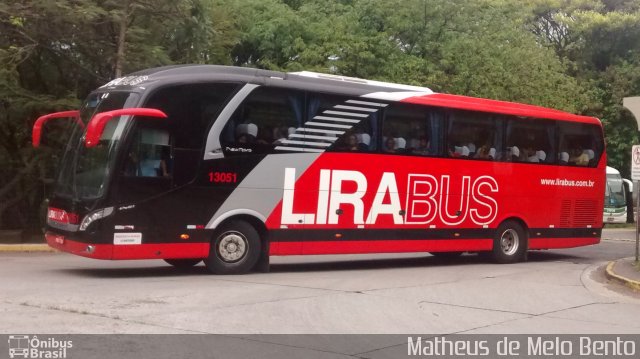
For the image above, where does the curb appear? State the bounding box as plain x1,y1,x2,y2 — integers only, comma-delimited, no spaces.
0,244,55,252
605,259,640,291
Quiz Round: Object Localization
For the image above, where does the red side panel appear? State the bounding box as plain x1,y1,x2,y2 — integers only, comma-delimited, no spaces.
529,237,599,249
272,239,492,255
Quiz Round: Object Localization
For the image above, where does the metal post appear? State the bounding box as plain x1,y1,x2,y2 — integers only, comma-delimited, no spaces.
631,181,640,263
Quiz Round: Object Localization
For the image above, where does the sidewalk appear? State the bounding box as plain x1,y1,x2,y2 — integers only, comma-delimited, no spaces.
0,232,53,252
0,243,54,252
605,257,640,291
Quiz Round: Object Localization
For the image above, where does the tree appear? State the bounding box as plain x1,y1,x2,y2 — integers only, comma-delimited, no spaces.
0,0,210,229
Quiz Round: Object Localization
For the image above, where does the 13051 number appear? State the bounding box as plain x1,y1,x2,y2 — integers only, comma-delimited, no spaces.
208,171,238,183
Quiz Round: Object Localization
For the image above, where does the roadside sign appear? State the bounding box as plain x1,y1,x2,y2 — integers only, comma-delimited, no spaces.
632,145,640,181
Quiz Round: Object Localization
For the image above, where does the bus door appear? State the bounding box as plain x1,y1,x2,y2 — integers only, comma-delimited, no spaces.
109,83,240,248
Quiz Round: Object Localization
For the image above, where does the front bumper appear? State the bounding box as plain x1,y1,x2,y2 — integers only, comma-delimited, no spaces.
46,231,209,260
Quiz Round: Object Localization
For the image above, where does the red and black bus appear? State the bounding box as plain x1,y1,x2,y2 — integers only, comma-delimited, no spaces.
33,66,605,274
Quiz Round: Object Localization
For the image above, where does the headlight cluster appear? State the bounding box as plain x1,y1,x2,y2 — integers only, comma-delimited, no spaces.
79,207,114,231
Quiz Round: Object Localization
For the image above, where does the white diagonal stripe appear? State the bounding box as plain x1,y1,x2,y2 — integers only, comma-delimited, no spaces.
334,105,378,112
275,146,324,153
290,134,338,141
280,139,331,147
295,128,345,135
313,116,360,123
323,110,369,118
306,121,352,129
346,99,388,107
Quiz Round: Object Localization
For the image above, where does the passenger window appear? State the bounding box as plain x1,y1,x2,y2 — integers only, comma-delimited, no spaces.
505,118,556,164
558,122,603,167
382,103,443,156
124,123,171,177
447,110,502,160
221,87,304,155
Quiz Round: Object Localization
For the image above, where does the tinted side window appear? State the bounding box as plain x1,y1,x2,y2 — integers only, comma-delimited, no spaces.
319,95,380,153
269,93,383,154
221,87,304,155
505,118,556,164
382,104,443,156
145,83,239,150
123,122,171,178
447,110,503,160
558,122,603,167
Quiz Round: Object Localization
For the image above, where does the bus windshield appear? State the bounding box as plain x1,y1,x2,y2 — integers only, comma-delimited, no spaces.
605,173,626,208
55,92,140,200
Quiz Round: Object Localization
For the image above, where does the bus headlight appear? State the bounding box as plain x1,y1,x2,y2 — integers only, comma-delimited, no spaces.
79,207,114,231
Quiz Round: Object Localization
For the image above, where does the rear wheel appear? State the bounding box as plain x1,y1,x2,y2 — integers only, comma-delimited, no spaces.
492,220,527,264
205,220,261,274
164,258,202,267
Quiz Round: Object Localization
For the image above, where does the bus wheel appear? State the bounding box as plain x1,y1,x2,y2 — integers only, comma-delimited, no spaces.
429,251,463,259
164,258,202,267
205,220,261,274
492,220,527,264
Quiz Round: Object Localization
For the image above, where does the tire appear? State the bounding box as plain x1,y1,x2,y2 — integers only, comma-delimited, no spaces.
205,220,261,274
429,251,463,259
164,258,202,268
492,220,527,264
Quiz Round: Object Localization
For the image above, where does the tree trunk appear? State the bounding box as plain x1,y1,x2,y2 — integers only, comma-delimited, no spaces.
114,0,130,78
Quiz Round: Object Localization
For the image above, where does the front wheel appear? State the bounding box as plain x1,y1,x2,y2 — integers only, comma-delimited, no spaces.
205,220,261,275
492,220,527,264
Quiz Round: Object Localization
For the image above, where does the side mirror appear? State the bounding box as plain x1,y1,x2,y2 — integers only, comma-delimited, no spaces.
32,110,81,148
84,108,168,147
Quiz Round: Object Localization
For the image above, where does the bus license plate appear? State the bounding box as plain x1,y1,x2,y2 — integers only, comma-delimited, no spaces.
607,217,615,222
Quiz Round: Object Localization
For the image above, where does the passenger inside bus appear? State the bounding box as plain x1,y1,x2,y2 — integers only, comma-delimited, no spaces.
559,151,569,165
569,145,589,166
236,123,257,144
357,133,371,151
395,137,406,153
475,144,495,160
508,146,520,161
345,134,359,151
384,137,396,153
412,136,432,156
450,145,470,158
584,149,595,166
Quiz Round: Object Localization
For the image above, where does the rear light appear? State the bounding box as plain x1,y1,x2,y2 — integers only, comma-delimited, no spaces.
79,207,114,231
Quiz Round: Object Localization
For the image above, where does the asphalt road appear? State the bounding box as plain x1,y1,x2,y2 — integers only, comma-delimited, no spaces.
1,233,639,338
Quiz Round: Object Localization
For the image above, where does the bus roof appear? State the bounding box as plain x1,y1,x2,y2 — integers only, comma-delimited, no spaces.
402,94,601,125
100,65,600,126
606,166,621,175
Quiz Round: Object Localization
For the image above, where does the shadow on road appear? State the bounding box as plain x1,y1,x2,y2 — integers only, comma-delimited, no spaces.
54,249,584,278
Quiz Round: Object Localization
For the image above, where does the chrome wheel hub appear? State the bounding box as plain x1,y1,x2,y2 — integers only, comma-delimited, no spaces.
218,232,247,263
500,229,519,256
